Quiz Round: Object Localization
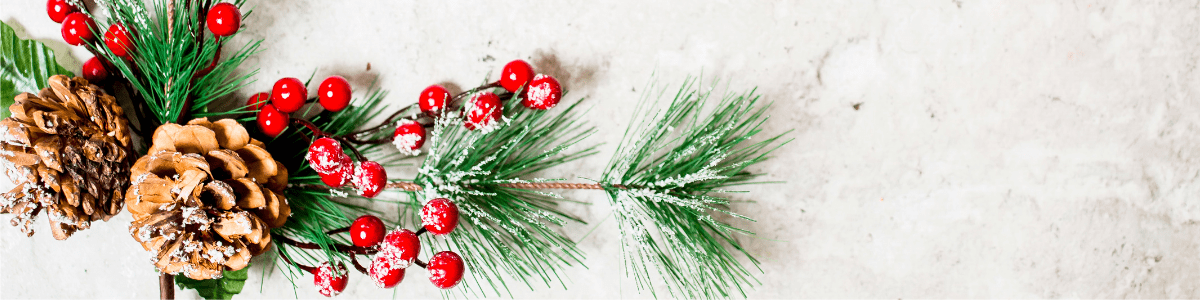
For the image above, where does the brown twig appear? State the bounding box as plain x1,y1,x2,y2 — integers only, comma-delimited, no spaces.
159,274,174,300
384,182,615,191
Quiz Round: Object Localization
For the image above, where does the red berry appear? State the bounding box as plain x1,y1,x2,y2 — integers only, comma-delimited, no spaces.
418,85,450,115
313,262,348,297
427,251,464,289
499,60,534,93
271,77,307,113
369,253,406,288
351,161,387,198
421,198,459,235
317,76,352,112
318,154,353,187
391,120,425,155
205,2,241,37
379,229,420,268
246,92,270,111
350,215,386,247
524,74,562,110
103,23,133,59
464,91,502,131
82,57,108,83
61,12,96,46
306,137,345,174
47,0,79,23
256,104,289,137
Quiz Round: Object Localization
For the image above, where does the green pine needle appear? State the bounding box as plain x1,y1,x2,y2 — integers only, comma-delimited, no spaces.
601,77,791,299
413,94,599,298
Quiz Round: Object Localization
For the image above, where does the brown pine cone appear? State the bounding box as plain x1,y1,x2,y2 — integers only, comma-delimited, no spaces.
127,118,290,280
0,75,133,240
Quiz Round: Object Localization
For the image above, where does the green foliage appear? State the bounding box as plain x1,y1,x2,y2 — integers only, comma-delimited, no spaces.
0,20,74,119
600,78,790,299
174,266,251,300
412,94,598,297
90,0,261,125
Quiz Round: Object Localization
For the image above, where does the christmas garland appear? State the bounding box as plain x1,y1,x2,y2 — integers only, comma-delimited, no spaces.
0,1,789,299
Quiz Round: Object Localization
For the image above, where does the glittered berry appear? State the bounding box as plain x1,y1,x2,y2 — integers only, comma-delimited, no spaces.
524,74,562,110
464,91,502,131
82,57,108,83
499,60,534,93
306,137,345,174
61,12,96,46
103,23,133,59
47,0,79,23
427,251,465,289
379,229,420,268
317,76,352,112
313,262,349,297
369,254,406,288
256,103,288,137
350,215,386,247
418,85,450,115
271,77,307,113
351,161,387,198
246,92,270,111
421,198,459,235
391,120,425,155
318,154,353,187
205,2,241,37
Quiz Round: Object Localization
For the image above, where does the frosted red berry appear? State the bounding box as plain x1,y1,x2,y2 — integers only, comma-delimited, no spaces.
418,85,450,115
369,254,406,288
61,12,96,46
351,161,387,198
350,215,386,247
421,198,459,235
379,229,420,268
499,60,534,93
205,2,241,37
82,57,108,83
103,23,133,59
313,261,348,297
524,74,562,110
256,104,288,137
318,76,351,112
319,154,353,187
306,137,345,175
391,120,426,154
246,92,270,111
427,251,465,289
271,77,307,113
47,0,79,23
464,91,502,131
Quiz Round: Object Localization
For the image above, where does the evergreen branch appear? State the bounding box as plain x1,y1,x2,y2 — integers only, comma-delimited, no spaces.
413,94,598,297
600,77,791,299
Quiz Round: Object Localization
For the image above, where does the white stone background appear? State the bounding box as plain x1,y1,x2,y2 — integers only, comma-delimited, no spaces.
3,0,1200,298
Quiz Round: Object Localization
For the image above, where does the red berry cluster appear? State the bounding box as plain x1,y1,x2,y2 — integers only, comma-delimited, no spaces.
305,199,462,296
48,0,243,85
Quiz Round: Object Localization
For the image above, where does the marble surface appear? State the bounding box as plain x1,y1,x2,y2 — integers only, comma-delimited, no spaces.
3,0,1200,298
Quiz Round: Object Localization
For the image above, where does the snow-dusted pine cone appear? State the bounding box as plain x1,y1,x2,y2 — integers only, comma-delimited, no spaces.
0,75,133,240
127,118,290,280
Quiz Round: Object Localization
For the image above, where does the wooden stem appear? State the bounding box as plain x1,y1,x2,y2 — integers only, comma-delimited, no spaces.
159,273,174,300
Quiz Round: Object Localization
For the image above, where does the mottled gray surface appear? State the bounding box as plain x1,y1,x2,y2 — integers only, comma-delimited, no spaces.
3,0,1200,298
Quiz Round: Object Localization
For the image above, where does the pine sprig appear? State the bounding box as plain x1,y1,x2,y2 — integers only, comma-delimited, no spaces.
600,78,790,299
413,96,598,297
89,0,261,125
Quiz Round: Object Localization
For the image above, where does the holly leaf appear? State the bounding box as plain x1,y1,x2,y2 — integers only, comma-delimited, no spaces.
174,266,251,300
0,20,75,119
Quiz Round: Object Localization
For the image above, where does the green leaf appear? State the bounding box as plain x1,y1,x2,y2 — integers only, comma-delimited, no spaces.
0,20,74,119
175,266,251,300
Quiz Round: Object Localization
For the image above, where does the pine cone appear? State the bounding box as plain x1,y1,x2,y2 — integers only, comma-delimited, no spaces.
127,118,290,280
0,75,133,240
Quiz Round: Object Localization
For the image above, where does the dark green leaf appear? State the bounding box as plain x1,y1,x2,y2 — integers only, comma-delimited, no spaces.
175,266,251,300
0,20,74,119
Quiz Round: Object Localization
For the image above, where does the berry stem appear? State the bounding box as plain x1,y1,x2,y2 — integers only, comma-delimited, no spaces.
414,227,427,236
345,82,505,139
273,233,377,255
347,253,370,275
414,259,427,269
326,226,350,235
